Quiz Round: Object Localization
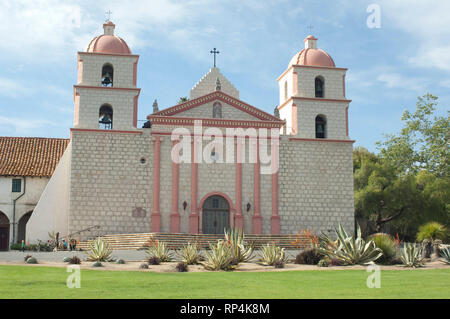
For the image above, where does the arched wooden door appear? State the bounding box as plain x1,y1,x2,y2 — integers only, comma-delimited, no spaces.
0,212,10,251
202,195,230,234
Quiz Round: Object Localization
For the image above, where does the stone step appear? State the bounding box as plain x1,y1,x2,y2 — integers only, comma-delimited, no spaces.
78,232,309,251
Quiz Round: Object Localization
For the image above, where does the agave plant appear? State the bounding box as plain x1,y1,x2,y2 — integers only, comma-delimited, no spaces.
224,228,254,263
201,240,236,271
178,242,202,265
145,240,173,262
86,237,113,262
439,247,450,265
318,224,383,265
259,243,288,266
400,243,424,268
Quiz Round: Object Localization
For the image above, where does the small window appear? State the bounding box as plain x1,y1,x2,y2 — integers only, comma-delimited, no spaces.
212,102,222,118
101,63,114,87
284,80,288,100
99,104,113,129
12,179,21,193
315,76,324,98
315,115,326,138
212,198,219,208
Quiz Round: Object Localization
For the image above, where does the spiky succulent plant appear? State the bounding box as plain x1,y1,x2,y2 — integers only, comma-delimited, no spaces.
86,237,113,262
400,243,424,268
224,228,254,263
440,247,450,265
145,240,173,262
178,242,202,265
201,240,236,271
258,243,288,266
318,224,383,265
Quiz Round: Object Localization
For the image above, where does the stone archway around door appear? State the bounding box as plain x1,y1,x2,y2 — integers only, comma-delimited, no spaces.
200,193,232,234
0,211,10,251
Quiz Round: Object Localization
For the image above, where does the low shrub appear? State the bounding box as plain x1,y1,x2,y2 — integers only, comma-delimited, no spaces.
63,256,71,262
68,256,81,264
92,261,103,267
116,259,125,264
295,249,322,265
24,255,32,262
175,262,189,272
148,256,161,265
367,233,397,264
274,260,285,269
318,258,329,267
139,263,149,269
416,222,447,242
26,257,38,264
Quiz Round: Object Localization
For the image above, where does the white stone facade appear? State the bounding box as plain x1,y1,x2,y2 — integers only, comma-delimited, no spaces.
26,27,355,241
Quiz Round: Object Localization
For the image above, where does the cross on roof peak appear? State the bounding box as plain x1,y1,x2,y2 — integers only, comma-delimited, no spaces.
210,48,219,68
105,10,112,22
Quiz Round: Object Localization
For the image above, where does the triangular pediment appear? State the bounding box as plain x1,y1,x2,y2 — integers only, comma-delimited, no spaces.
150,90,281,122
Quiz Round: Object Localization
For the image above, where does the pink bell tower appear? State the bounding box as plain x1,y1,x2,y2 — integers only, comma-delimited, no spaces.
73,20,140,131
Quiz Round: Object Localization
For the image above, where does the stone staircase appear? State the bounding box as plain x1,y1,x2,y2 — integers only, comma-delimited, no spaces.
78,232,309,251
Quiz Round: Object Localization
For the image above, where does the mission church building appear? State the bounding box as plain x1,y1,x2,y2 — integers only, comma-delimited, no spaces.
23,21,354,242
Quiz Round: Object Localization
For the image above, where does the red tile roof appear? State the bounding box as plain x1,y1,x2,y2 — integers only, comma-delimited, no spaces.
0,137,69,177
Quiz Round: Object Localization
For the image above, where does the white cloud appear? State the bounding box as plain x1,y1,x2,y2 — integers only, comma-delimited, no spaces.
376,72,427,93
0,115,57,133
0,77,34,97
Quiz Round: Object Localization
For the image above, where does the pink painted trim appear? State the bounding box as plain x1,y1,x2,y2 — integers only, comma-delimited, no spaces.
78,51,140,58
77,60,83,84
345,106,349,137
73,93,80,127
149,116,284,129
277,64,347,81
235,141,243,229
170,140,180,233
253,140,262,234
198,191,235,233
289,137,355,143
74,85,141,93
292,71,298,95
152,91,280,122
133,61,138,87
271,143,280,234
278,96,351,111
70,128,142,134
342,74,346,98
291,103,298,135
189,138,199,233
150,131,281,140
133,95,138,128
152,136,161,232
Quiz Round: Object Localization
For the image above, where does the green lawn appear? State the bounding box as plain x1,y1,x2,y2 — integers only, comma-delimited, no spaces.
0,265,449,299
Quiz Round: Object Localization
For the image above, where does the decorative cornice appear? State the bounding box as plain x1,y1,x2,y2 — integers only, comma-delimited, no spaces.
289,137,355,143
70,128,142,134
152,90,280,122
277,96,351,110
77,51,140,58
148,115,284,129
277,64,348,81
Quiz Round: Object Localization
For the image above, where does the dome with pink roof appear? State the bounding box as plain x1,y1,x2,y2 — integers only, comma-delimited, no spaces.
289,35,335,68
86,21,131,55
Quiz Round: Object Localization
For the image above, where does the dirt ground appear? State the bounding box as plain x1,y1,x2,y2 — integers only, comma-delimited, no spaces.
1,260,448,272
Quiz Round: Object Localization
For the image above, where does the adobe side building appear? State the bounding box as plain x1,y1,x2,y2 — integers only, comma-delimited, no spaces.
26,21,354,241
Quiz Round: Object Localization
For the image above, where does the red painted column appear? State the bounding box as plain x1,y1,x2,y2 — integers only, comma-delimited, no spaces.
252,138,262,234
189,136,199,233
234,138,244,229
170,139,180,233
151,136,161,232
271,138,280,234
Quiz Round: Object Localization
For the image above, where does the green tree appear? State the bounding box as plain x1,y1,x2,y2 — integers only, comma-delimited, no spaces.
177,97,189,104
376,94,449,177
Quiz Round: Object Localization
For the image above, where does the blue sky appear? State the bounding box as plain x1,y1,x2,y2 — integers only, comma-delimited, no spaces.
0,0,449,152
